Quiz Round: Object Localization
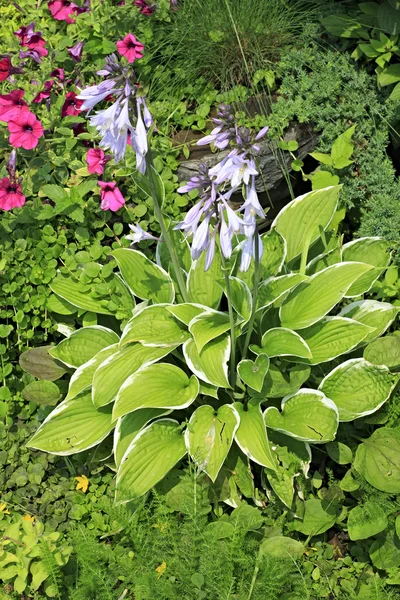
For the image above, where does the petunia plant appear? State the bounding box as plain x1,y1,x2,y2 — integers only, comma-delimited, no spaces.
23,167,400,505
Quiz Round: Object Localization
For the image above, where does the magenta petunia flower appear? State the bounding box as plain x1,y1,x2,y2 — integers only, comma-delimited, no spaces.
86,148,111,175
8,109,44,150
26,34,48,58
98,181,125,211
116,34,144,63
0,56,12,82
48,0,82,23
61,91,83,117
67,41,84,62
0,90,28,122
14,23,36,45
0,177,25,211
32,80,54,103
50,68,65,81
134,0,156,15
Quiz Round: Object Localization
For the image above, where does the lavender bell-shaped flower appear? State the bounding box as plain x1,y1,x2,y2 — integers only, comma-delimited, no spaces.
67,41,84,62
126,223,159,243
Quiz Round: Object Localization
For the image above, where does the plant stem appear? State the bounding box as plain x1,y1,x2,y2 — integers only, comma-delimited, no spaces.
146,150,189,302
223,268,237,389
241,232,261,360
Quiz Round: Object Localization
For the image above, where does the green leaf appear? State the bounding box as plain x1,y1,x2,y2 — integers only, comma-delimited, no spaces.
364,335,400,369
183,336,230,388
116,419,186,501
113,363,199,420
339,300,398,343
237,354,270,392
19,346,67,381
331,125,356,169
50,274,114,315
260,536,304,559
22,381,61,406
40,184,67,202
47,294,77,315
370,531,400,570
254,327,312,359
293,498,339,536
189,310,231,352
253,364,311,399
27,391,114,455
299,317,373,364
92,344,173,408
257,274,308,312
114,409,172,467
347,502,388,541
354,427,400,493
309,152,333,165
219,277,252,323
389,81,400,101
342,238,391,296
187,249,222,309
280,263,373,330
49,326,119,368
166,303,207,325
185,404,240,482
272,186,340,262
66,344,118,400
264,389,338,443
378,4,400,37
233,401,277,470
120,305,190,348
311,171,340,191
322,14,367,38
326,441,353,465
156,227,192,274
111,248,175,303
319,358,399,421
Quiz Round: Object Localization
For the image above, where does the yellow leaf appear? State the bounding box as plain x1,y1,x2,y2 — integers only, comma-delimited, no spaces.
75,474,89,493
156,562,166,579
0,502,10,514
22,514,35,522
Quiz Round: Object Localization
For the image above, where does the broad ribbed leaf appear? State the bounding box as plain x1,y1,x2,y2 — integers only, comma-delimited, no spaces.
116,419,186,501
237,354,270,392
272,186,340,262
251,364,311,399
111,248,175,303
183,336,230,388
233,401,277,470
114,408,171,467
364,335,400,369
166,303,206,325
92,344,173,408
339,300,398,343
306,247,342,275
27,391,114,455
347,503,388,541
113,363,199,420
264,389,338,443
185,404,240,482
257,274,308,312
19,346,67,381
280,262,373,330
254,328,312,359
354,428,400,493
49,326,119,368
219,277,252,323
299,317,372,364
66,344,118,400
50,274,114,315
22,380,61,406
120,305,190,348
187,249,222,309
156,227,191,273
189,310,231,353
319,358,399,421
342,237,391,296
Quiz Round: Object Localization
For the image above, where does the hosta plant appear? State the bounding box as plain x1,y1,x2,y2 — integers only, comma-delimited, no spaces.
23,182,400,508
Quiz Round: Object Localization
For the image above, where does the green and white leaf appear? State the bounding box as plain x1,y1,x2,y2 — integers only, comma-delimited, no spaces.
166,303,207,325
306,246,342,275
257,273,308,312
253,327,312,359
66,344,118,400
237,354,270,392
233,401,277,470
120,304,190,348
339,300,398,343
50,274,114,315
49,326,119,368
342,237,391,296
364,335,400,369
183,336,230,388
187,249,222,309
219,276,252,323
252,364,311,399
189,310,231,353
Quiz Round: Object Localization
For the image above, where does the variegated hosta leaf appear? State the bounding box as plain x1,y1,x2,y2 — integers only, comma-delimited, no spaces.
272,186,340,262
49,326,119,368
50,274,115,315
27,391,114,455
166,303,207,326
237,354,270,392
280,262,374,330
250,364,311,399
187,248,223,309
264,389,339,443
342,237,391,297
189,310,231,353
66,344,118,400
219,276,252,323
298,317,373,365
185,404,240,482
252,327,312,359
112,248,175,303
306,247,342,275
114,408,171,467
233,401,277,471
112,363,199,420
92,343,174,408
339,300,398,343
364,335,400,370
183,336,230,388
120,304,190,348
319,358,400,421
257,274,308,312
116,419,186,501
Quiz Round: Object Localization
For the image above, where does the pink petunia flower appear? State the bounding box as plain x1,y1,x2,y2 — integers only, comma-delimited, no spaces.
8,109,44,150
0,56,12,82
48,0,82,23
32,80,54,103
98,181,125,211
86,148,111,175
134,0,156,15
14,23,36,45
0,177,25,211
61,91,83,117
50,68,65,81
26,34,48,58
116,34,144,63
0,90,28,122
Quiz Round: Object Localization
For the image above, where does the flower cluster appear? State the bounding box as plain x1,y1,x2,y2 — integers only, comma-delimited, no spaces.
0,90,44,150
0,151,25,211
134,0,157,16
15,22,48,64
48,0,88,24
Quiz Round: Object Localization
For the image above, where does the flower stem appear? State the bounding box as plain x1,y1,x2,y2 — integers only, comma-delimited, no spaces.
223,267,237,389
241,231,261,360
146,150,189,303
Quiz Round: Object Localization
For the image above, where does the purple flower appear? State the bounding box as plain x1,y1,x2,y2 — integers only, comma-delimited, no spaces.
77,79,118,112
126,223,159,243
67,41,84,62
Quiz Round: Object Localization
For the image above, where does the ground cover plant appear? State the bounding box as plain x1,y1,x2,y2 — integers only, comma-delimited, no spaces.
2,0,400,599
